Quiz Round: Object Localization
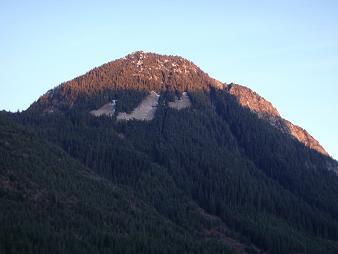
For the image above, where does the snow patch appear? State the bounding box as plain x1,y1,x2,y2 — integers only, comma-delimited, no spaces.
90,100,116,117
168,92,191,110
117,91,160,121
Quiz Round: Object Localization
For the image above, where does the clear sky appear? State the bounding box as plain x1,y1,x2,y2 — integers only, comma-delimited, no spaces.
0,0,337,159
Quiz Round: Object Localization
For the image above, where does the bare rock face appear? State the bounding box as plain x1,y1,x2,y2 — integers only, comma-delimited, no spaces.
283,120,328,156
227,83,280,119
227,84,328,156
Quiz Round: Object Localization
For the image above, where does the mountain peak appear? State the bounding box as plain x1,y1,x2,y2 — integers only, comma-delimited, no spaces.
29,52,328,157
121,51,205,77
30,52,223,112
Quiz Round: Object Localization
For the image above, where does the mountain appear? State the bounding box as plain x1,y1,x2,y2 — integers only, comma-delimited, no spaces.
29,51,331,158
2,51,338,254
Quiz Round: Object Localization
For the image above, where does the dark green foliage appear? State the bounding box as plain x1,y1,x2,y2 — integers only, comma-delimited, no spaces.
2,72,338,254
9,86,338,254
0,113,235,254
210,88,338,219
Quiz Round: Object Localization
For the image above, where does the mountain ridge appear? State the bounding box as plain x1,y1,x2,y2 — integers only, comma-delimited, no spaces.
30,51,331,158
226,84,329,156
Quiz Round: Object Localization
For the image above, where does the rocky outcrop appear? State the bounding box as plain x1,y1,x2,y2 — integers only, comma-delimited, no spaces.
227,84,328,156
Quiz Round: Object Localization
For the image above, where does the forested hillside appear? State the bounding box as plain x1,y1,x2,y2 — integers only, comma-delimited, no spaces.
2,52,338,254
0,113,237,254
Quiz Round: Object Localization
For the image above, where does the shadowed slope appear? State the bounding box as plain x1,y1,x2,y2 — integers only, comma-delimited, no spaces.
0,113,237,254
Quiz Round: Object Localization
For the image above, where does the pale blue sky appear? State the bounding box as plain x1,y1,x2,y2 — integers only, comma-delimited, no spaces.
0,0,337,159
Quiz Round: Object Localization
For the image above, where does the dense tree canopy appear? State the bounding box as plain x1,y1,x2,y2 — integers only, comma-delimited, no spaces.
2,52,338,254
